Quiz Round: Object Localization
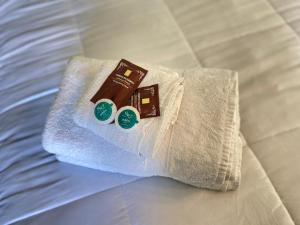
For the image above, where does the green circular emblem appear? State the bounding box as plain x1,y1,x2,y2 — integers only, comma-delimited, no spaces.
117,109,139,129
94,101,113,121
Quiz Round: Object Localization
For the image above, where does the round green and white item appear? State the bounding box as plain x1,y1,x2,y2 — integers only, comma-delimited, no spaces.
115,106,140,131
94,98,117,125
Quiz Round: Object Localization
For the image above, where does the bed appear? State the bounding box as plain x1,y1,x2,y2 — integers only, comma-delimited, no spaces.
1,0,300,224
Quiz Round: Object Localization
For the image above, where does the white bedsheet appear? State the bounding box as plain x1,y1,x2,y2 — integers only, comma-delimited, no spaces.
14,141,294,225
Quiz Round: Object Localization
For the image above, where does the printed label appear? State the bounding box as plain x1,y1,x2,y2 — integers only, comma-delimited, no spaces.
129,84,160,119
90,59,148,110
118,109,139,129
94,101,113,121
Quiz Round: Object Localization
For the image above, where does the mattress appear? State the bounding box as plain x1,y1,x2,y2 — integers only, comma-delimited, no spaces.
1,0,300,224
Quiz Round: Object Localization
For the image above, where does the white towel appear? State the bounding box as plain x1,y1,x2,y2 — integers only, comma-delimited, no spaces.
43,56,242,191
73,60,184,158
42,57,159,177
163,68,242,191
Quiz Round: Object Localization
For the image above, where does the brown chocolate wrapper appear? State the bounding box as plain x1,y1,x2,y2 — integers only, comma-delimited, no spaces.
90,59,148,109
129,84,160,119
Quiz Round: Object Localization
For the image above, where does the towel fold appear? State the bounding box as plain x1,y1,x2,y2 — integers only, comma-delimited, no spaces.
73,60,184,158
162,68,242,191
43,56,242,191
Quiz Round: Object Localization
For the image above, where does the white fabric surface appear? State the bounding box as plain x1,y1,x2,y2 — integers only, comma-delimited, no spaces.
15,140,295,225
73,58,184,159
43,56,241,191
43,57,158,177
165,68,241,191
2,0,300,224
164,0,300,222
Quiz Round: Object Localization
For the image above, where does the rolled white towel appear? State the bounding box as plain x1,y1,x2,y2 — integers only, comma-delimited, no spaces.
42,56,242,191
73,60,184,158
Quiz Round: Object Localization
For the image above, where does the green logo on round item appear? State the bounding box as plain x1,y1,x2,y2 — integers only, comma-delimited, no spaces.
94,102,113,121
117,109,139,129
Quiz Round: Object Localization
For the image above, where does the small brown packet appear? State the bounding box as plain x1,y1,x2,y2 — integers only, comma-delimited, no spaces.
90,59,148,109
129,84,160,119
